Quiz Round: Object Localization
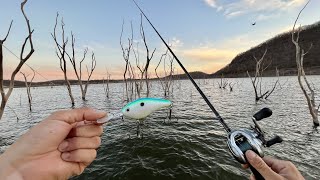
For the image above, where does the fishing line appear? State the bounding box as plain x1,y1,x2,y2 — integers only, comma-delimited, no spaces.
3,44,56,86
132,0,231,133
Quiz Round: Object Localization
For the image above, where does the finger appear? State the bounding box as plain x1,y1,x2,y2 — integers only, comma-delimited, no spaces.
58,136,101,152
61,149,97,165
67,124,103,138
245,150,282,180
263,156,287,173
47,108,107,124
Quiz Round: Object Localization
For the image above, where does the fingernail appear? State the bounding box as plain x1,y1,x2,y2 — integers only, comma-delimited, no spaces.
84,120,94,125
59,141,69,151
96,116,108,124
246,150,257,161
61,152,70,160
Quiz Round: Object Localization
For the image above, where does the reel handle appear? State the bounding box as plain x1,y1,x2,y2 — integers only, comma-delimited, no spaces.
253,108,272,121
266,135,283,147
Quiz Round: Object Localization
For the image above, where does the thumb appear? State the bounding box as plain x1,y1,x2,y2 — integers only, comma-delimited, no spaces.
245,150,282,180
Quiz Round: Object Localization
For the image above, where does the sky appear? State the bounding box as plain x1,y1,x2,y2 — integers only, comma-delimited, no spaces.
0,0,319,81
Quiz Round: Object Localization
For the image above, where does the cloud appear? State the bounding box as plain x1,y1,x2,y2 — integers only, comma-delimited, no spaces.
204,0,308,20
204,0,223,11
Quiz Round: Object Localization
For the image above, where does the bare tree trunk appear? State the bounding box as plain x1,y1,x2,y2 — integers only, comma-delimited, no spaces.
155,49,174,97
120,20,133,102
51,13,74,106
0,0,34,119
66,32,87,100
83,52,97,100
20,68,35,111
103,69,111,98
292,0,318,126
140,14,156,97
133,42,144,98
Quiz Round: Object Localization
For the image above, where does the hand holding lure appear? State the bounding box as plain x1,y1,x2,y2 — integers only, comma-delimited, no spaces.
131,1,283,179
97,98,172,123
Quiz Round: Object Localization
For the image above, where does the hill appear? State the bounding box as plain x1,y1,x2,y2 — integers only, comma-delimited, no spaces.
170,71,209,79
212,21,320,77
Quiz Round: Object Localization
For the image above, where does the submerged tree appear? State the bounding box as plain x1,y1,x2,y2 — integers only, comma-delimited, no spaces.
53,14,96,103
218,74,228,89
52,13,75,106
0,0,34,119
247,49,279,102
155,49,174,97
292,0,319,127
132,42,143,98
103,69,111,99
20,68,35,111
139,14,156,97
66,33,96,101
120,20,134,102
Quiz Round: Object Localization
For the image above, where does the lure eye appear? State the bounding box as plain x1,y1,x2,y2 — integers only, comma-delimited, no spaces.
126,108,130,112
140,102,145,107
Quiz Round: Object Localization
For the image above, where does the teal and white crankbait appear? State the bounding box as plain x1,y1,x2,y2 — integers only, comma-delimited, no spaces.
97,98,172,123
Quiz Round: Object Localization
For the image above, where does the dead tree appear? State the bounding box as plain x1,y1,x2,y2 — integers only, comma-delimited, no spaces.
132,42,143,98
247,49,279,101
103,69,111,98
155,49,174,97
20,68,35,111
229,83,235,92
0,0,34,119
128,62,136,100
120,20,133,102
292,0,319,126
83,52,96,100
66,32,96,101
218,74,228,89
140,14,156,97
51,13,75,106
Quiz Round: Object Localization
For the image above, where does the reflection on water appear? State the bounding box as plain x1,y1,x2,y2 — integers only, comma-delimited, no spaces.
0,76,319,180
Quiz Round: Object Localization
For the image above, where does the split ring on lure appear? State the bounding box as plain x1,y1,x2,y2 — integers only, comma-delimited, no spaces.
97,98,172,124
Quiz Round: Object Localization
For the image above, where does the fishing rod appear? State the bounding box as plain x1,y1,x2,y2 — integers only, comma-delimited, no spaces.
131,1,283,179
131,0,231,133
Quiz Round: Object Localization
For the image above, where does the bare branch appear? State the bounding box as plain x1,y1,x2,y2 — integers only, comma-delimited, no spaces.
292,0,310,42
20,0,35,61
51,12,75,106
0,20,13,43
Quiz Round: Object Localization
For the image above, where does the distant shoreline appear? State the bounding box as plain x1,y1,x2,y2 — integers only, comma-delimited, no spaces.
5,71,319,88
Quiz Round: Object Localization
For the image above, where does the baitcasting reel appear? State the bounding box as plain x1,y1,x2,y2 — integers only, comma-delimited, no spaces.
227,108,283,179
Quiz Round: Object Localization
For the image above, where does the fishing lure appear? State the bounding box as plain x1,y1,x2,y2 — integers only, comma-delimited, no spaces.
97,98,172,124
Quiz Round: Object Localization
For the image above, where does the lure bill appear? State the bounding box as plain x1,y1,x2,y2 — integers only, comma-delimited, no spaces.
96,98,172,124
96,112,123,124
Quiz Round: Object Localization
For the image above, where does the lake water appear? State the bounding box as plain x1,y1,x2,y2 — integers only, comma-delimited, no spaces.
0,76,319,180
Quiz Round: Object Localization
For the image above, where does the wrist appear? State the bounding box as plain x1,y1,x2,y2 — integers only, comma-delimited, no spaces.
0,154,23,180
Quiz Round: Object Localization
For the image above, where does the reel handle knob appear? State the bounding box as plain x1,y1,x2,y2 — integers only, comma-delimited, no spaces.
253,108,272,121
266,135,283,147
